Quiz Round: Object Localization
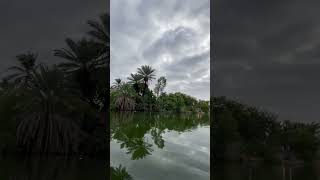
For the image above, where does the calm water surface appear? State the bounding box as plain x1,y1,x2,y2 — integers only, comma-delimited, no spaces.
110,112,210,180
213,162,320,180
0,157,105,179
2,112,317,180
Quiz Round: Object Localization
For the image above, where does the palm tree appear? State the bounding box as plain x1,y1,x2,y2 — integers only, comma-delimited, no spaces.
127,73,143,95
87,13,109,54
127,73,143,83
87,13,110,123
114,83,135,111
54,38,105,73
137,65,156,96
15,65,88,154
6,52,38,86
54,38,106,104
112,78,122,89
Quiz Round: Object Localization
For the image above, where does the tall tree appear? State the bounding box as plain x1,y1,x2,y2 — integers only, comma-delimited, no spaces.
6,52,38,86
127,73,143,95
54,38,106,105
87,13,110,128
112,78,122,89
15,65,88,154
87,13,109,56
137,65,156,96
154,76,167,97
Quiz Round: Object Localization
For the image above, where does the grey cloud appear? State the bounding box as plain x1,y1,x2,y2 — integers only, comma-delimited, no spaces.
111,0,209,100
164,50,210,73
0,0,108,75
143,26,197,59
214,0,320,121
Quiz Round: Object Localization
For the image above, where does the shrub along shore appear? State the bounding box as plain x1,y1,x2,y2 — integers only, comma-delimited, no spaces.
212,96,320,164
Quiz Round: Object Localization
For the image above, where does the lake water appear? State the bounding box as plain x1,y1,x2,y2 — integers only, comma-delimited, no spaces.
110,112,210,180
2,112,317,180
213,162,320,180
0,157,105,179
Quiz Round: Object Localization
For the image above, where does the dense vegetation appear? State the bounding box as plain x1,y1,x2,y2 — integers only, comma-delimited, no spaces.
0,13,108,157
212,96,320,163
110,66,209,113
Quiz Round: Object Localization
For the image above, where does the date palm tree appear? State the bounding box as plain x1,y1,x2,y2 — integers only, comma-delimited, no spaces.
137,65,156,96
54,38,106,105
114,83,135,111
15,65,88,154
127,73,143,95
87,13,109,54
112,78,122,89
87,13,110,118
6,52,38,86
54,38,105,73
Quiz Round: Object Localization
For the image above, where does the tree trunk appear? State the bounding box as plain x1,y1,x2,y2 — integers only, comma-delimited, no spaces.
142,80,147,97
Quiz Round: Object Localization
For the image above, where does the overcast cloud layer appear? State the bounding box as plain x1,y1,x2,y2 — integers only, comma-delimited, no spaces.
111,0,210,100
213,0,320,122
0,0,108,75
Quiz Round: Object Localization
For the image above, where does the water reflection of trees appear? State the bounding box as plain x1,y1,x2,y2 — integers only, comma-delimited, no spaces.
111,112,209,160
0,158,134,180
110,165,133,180
212,162,319,180
0,157,105,180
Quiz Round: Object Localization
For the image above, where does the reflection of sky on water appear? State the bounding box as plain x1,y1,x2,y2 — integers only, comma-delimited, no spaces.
111,125,210,180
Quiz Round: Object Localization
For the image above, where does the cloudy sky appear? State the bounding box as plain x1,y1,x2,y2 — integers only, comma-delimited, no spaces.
213,0,320,122
111,0,210,100
0,0,108,75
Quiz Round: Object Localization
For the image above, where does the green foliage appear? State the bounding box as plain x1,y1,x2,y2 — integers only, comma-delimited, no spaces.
111,82,136,111
279,121,320,160
157,92,203,113
112,78,122,89
111,65,209,113
87,13,109,47
110,165,133,180
0,12,108,156
137,65,156,97
212,96,320,162
127,73,144,96
54,37,107,111
5,52,38,86
13,65,89,154
197,100,210,112
154,76,166,97
135,88,157,111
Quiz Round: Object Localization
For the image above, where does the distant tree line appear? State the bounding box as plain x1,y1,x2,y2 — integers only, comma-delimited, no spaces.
110,65,210,113
212,96,320,163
